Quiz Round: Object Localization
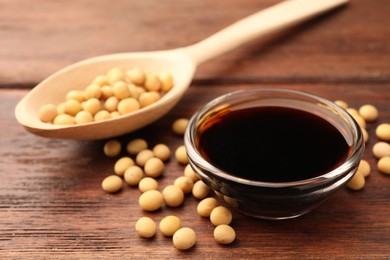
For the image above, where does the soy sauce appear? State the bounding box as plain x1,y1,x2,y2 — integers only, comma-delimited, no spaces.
196,106,350,182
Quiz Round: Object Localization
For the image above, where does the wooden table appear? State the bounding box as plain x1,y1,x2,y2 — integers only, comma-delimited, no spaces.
1,0,389,259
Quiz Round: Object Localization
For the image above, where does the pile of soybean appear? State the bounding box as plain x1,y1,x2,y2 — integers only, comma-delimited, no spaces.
101,118,236,251
334,101,390,190
39,67,173,125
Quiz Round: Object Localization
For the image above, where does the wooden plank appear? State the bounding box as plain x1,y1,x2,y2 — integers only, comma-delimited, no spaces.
1,84,390,258
0,0,389,88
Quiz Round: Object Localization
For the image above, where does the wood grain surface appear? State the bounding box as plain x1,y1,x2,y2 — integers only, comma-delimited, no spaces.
1,0,389,259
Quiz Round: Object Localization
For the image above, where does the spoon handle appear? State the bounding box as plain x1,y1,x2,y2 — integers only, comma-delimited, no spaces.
183,0,348,66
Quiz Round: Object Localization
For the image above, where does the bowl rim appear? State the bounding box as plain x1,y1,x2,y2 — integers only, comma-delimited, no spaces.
184,88,365,188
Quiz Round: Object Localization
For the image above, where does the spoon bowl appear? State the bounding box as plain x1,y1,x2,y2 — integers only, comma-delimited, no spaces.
15,0,348,140
15,50,196,139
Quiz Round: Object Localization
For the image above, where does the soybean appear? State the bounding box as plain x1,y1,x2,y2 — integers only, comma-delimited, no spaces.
372,142,390,159
53,114,75,125
92,75,109,86
175,145,189,164
101,175,123,193
114,156,134,176
172,118,189,135
362,128,369,143
144,158,165,178
66,90,85,102
107,67,126,85
174,176,194,194
138,177,159,193
64,99,82,116
184,164,199,182
83,98,101,115
210,206,232,226
334,100,348,109
100,85,113,99
138,91,160,108
94,110,110,121
159,72,174,92
159,215,181,237
127,138,148,155
117,97,140,115
359,104,378,122
56,102,66,114
124,166,144,186
144,73,161,92
103,139,122,157
376,124,390,141
347,108,359,116
152,144,171,161
128,84,139,99
197,197,218,217
135,149,154,167
135,217,157,238
104,96,119,112
172,227,196,250
127,68,145,85
192,180,210,200
39,104,58,123
139,190,164,211
110,111,121,118
358,160,371,177
84,84,101,99
351,112,366,129
378,157,390,174
75,110,93,124
213,224,236,245
112,81,131,100
346,171,365,191
162,185,184,207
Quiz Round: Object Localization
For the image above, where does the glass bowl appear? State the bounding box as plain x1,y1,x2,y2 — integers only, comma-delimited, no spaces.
184,88,364,220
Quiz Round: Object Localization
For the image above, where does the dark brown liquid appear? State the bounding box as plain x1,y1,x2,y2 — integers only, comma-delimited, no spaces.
197,106,350,182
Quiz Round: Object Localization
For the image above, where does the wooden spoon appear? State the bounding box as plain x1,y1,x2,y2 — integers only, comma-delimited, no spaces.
15,0,348,140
